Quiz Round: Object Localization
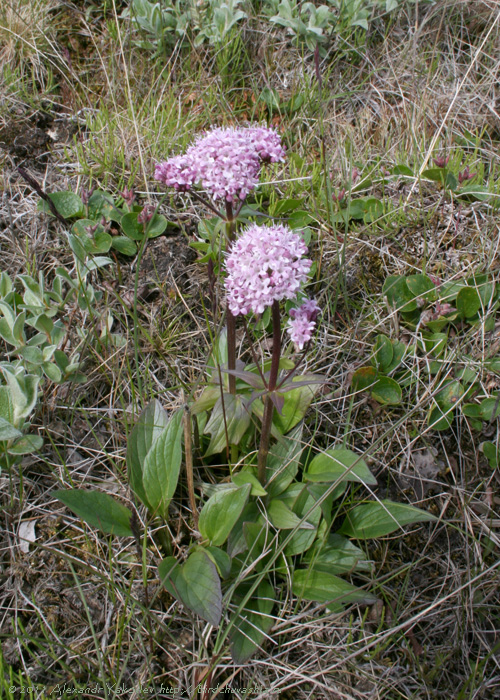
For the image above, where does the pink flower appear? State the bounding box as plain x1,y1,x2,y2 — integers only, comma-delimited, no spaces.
154,125,285,203
287,299,320,350
224,224,311,316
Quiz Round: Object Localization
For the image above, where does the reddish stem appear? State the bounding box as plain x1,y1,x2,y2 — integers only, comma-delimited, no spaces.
257,300,281,484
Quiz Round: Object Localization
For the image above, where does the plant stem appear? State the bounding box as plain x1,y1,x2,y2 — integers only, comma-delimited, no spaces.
225,202,237,395
257,300,281,485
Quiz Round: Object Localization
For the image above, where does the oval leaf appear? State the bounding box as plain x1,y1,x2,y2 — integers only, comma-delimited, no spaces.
159,549,222,626
371,377,402,405
305,448,377,485
198,483,251,546
54,489,133,537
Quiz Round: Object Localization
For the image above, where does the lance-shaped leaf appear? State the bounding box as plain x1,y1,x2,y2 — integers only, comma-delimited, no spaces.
54,489,133,537
304,534,373,574
293,569,376,607
142,409,184,519
126,400,169,509
159,549,222,626
304,448,377,485
199,483,251,546
338,499,437,539
229,581,275,663
204,394,251,456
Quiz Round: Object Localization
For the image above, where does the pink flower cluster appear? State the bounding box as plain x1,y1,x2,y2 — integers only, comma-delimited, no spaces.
154,125,285,203
287,299,320,350
224,224,311,316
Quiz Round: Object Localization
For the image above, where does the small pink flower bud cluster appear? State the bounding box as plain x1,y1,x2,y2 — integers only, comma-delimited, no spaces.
458,166,476,184
287,299,320,350
433,155,450,169
155,125,285,203
224,224,311,316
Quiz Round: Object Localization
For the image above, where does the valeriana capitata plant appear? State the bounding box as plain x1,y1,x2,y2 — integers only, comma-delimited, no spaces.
55,123,437,666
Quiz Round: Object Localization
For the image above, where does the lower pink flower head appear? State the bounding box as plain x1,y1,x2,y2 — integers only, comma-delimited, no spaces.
287,298,320,350
224,224,311,316
154,125,285,203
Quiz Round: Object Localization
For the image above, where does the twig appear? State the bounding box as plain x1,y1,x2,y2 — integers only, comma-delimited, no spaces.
17,167,69,225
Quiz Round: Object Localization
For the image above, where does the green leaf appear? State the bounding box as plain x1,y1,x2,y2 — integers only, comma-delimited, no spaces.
461,403,482,418
204,394,251,456
232,470,267,497
112,237,137,256
39,192,84,219
145,213,168,238
338,499,437,539
480,397,500,421
120,212,143,240
457,184,490,201
371,335,393,372
142,409,184,518
273,375,322,434
421,168,445,184
198,484,251,546
351,366,378,393
304,534,372,574
229,581,275,663
406,274,437,302
0,416,22,441
268,498,315,530
54,489,133,537
304,448,377,485
428,405,453,430
392,164,413,176
0,386,15,425
384,340,406,374
159,549,222,626
266,423,303,498
7,434,43,454
383,275,417,312
205,546,232,579
292,569,376,606
422,332,448,358
126,400,169,510
280,483,322,556
371,376,402,405
456,287,481,318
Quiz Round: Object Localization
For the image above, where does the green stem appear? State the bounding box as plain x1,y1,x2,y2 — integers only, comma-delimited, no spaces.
257,300,281,485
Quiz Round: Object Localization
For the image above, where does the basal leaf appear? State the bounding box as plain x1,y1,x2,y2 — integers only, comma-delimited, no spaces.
54,489,133,537
304,448,377,485
126,400,169,510
267,498,315,530
229,581,275,664
292,569,376,606
198,484,251,546
304,534,372,574
142,409,184,518
159,549,222,626
371,376,402,405
338,499,437,539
